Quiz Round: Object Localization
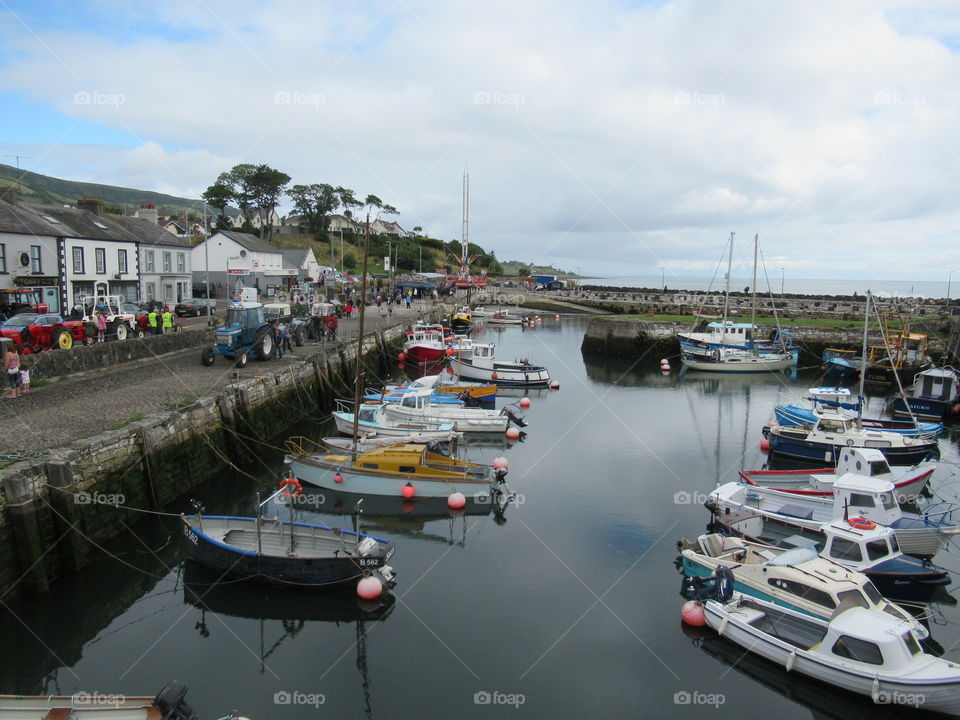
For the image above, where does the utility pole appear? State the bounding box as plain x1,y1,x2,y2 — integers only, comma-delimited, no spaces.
4,154,33,194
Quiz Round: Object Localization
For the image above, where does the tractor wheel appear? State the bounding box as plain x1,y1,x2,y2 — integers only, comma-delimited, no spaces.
135,329,145,339
174,324,183,333
253,327,274,360
235,351,248,368
201,347,215,366
53,328,73,350
112,321,128,341
195,309,201,317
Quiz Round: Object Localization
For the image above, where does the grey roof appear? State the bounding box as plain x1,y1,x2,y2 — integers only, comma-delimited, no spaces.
111,215,191,247
279,248,310,266
0,199,132,241
213,230,278,254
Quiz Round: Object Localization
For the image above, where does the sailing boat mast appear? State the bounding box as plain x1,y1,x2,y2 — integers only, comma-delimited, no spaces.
856,290,871,428
462,165,470,297
721,232,735,345
750,234,758,341
350,210,374,460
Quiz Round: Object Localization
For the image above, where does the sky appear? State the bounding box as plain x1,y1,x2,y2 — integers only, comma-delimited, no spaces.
1,0,959,283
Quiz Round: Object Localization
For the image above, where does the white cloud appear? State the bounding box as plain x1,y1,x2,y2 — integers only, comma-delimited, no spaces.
1,0,960,278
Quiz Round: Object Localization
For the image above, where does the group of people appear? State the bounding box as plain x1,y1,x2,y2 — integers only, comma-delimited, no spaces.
146,307,174,335
4,346,29,398
272,321,294,360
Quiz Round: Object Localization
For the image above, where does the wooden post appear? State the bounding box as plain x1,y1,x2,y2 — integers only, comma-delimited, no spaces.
2,475,50,595
45,460,87,572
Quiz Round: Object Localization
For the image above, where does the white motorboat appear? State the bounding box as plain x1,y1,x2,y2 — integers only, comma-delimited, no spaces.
702,594,960,715
332,399,457,438
447,342,551,387
383,389,515,432
680,346,798,372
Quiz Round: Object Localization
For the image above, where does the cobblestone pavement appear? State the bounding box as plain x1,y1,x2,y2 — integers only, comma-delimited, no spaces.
0,302,443,456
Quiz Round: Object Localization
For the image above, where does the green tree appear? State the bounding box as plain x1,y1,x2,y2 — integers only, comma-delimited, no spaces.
248,164,291,241
201,181,233,229
288,183,338,236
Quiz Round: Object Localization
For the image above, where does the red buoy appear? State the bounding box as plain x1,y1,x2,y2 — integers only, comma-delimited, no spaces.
519,397,531,408
506,427,521,440
334,472,344,484
549,381,560,390
492,456,509,470
448,491,466,509
357,574,383,599
402,482,415,498
759,438,771,452
445,347,455,356
681,600,706,626
397,352,406,362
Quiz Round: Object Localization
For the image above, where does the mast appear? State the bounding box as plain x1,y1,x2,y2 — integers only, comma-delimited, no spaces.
721,232,735,345
857,291,870,426
750,234,758,344
351,211,373,460
462,165,471,299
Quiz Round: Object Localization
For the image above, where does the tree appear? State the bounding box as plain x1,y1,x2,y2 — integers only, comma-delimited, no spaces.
202,181,233,229
248,164,290,241
516,266,530,277
288,183,338,236
412,225,422,236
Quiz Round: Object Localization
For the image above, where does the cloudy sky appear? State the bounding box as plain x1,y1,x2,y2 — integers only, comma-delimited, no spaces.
1,0,959,283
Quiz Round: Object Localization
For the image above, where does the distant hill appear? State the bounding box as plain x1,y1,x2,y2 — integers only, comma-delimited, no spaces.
0,163,216,218
500,260,573,276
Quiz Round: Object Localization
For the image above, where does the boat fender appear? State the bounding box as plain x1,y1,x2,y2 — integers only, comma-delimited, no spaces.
848,517,876,530
871,678,881,703
279,476,303,498
785,650,796,672
718,617,729,636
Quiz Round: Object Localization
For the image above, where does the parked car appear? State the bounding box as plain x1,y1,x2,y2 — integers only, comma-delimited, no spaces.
175,299,217,317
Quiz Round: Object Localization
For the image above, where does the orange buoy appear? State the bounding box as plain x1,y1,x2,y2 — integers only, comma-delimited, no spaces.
448,491,466,509
398,352,406,362
334,472,344,484
506,427,521,440
491,372,498,380
760,438,771,452
445,347,455,356
402,482,415,498
549,381,560,390
848,516,876,530
357,574,383,599
681,600,706,626
519,397,531,408
492,456,509,470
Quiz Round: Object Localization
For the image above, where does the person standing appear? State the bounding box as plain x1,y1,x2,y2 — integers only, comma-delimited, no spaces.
96,310,107,343
18,357,29,394
148,307,159,335
5,346,20,398
161,307,173,334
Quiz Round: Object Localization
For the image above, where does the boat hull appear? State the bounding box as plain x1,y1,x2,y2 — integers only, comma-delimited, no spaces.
180,516,394,587
680,352,797,373
332,411,456,438
403,345,446,363
447,358,551,386
739,465,934,504
891,396,957,422
766,428,936,466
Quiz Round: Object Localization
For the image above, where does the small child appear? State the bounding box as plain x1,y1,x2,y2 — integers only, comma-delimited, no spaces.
19,364,29,394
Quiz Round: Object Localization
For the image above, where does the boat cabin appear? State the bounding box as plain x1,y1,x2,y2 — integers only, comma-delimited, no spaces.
705,321,754,342
324,444,473,477
399,390,437,410
819,607,924,671
910,367,960,401
830,472,900,525
471,343,495,361
794,523,901,573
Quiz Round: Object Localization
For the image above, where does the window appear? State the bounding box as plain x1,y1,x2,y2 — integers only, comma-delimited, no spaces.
0,243,6,273
145,250,155,273
95,248,106,274
146,283,155,301
849,493,876,509
835,589,869,610
177,252,185,272
878,493,896,511
866,539,891,560
118,249,128,274
767,578,835,609
829,537,863,562
162,252,171,272
862,582,883,604
164,284,173,300
72,247,85,273
30,245,41,273
902,632,922,657
831,636,883,665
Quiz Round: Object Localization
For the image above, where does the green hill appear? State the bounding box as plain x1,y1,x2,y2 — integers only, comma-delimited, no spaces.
0,163,213,218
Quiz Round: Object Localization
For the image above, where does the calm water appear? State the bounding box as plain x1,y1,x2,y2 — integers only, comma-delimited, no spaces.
3,317,960,719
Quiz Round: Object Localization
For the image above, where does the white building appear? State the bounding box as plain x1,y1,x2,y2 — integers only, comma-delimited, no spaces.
191,230,296,298
115,206,192,305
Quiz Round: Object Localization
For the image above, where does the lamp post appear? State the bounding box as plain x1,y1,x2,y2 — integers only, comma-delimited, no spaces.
780,267,785,296
660,266,664,291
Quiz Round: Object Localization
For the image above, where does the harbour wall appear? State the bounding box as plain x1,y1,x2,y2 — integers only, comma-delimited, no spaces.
0,325,407,599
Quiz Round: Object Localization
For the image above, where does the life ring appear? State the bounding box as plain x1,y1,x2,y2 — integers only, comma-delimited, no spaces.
279,476,303,498
367,400,382,404
848,516,876,530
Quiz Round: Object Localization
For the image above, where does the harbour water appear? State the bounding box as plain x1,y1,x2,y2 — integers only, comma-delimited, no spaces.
584,275,956,299
2,316,959,719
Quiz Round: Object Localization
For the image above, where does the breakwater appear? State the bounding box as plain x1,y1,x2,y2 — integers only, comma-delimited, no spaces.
0,325,406,599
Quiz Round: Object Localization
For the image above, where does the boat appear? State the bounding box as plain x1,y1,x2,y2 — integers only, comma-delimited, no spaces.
285,437,511,498
821,347,862,381
450,306,473,334
705,491,951,602
364,373,496,405
0,683,206,720
384,389,517,431
180,490,397,587
863,311,931,385
774,386,944,439
700,593,960,715
446,342,551,386
471,306,490,317
679,233,797,373
485,309,525,325
890,366,960,422
332,399,459,438
679,533,924,632
740,446,935,504
401,326,447,363
707,466,960,558
763,404,939,466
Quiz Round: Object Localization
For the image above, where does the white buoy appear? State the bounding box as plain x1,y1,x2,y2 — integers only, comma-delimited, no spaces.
357,575,383,599
492,456,509,470
448,491,466,509
506,427,521,440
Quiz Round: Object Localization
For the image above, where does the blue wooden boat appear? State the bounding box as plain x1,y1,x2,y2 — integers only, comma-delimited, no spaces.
820,348,862,380
890,366,960,422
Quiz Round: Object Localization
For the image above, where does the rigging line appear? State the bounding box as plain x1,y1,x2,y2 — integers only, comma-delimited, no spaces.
43,483,184,518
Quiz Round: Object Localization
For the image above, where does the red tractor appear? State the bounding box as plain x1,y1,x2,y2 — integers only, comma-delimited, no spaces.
0,313,90,353
0,289,48,319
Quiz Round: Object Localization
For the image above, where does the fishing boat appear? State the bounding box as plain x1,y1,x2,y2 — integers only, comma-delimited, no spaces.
471,306,490,317
383,389,517,431
774,386,944,438
821,348,862,381
0,683,206,720
740,447,935,504
679,233,797,373
485,309,525,325
890,366,960,422
450,306,473,334
447,343,551,386
679,533,924,632
700,594,960,715
863,311,931,385
763,404,939,466
707,468,960,558
332,399,458,438
285,437,510,498
401,326,447,363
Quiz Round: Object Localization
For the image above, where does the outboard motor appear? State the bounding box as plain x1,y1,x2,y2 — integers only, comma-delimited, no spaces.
682,565,735,603
153,682,199,720
500,407,528,428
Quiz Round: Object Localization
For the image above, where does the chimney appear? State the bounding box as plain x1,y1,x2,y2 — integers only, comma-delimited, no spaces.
0,186,18,204
77,195,105,217
136,203,159,224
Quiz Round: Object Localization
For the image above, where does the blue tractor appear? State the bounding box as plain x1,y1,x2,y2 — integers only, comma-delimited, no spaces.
200,300,273,368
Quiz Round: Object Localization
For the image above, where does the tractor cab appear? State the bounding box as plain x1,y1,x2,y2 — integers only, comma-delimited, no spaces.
202,300,273,368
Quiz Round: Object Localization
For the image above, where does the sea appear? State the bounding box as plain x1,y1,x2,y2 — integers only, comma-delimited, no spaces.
1,317,959,719
582,276,955,299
